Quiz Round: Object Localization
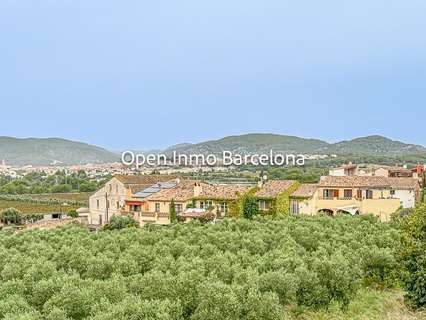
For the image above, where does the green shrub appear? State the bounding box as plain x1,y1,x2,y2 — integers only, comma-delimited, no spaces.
0,215,401,319
102,215,139,230
0,208,23,224
399,204,426,309
67,209,78,218
242,195,259,220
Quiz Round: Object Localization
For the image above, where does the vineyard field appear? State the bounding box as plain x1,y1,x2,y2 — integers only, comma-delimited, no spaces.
27,192,91,203
0,200,80,214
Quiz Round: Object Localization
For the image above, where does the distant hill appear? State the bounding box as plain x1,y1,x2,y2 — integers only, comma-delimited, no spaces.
0,137,118,166
164,134,426,157
165,133,330,155
1,134,425,166
322,135,426,156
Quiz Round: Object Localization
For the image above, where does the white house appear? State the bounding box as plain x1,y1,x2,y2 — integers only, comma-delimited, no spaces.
387,178,420,209
329,164,359,177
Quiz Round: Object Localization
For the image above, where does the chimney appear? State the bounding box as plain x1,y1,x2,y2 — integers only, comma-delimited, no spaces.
194,182,202,197
258,174,268,188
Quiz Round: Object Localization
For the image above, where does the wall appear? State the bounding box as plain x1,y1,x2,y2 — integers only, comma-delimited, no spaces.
374,168,389,177
329,168,345,176
88,177,126,225
361,198,401,222
392,189,415,208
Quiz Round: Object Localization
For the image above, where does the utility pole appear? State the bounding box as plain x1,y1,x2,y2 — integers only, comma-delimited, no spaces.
422,168,426,203
105,192,109,224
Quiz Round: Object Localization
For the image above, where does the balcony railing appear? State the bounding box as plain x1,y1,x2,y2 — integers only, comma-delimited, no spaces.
318,196,393,201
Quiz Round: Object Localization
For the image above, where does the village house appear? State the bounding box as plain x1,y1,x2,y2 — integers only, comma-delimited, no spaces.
87,174,179,225
289,184,318,215
85,172,421,226
138,180,252,225
374,166,416,178
310,175,419,221
329,164,359,177
254,180,300,214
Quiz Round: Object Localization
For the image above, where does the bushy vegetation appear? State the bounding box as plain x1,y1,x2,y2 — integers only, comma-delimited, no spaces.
399,204,426,309
0,215,401,320
0,208,44,226
102,215,139,230
0,171,106,195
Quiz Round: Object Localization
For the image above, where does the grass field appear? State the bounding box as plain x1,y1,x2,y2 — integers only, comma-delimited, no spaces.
289,289,425,320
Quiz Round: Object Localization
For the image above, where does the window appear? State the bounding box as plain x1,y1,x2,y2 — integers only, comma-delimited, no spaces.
343,189,353,199
366,190,373,199
96,199,100,209
290,200,299,214
200,201,212,209
130,205,141,212
390,189,395,196
258,200,269,210
220,202,228,214
357,189,362,199
116,201,119,209
109,184,112,192
175,203,183,213
323,189,336,199
155,203,160,212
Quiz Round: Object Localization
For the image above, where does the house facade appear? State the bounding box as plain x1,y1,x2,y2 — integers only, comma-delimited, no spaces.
304,176,419,221
289,184,318,215
329,164,359,177
138,181,252,225
88,174,179,225
254,180,300,215
374,166,415,178
86,173,420,226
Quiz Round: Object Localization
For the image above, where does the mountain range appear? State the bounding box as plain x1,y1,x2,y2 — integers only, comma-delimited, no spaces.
1,134,425,166
0,137,118,166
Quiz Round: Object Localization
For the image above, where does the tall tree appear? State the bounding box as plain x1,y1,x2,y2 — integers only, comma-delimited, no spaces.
170,199,178,223
242,195,259,219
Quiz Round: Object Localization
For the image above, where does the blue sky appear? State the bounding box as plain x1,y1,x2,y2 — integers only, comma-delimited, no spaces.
1,0,426,150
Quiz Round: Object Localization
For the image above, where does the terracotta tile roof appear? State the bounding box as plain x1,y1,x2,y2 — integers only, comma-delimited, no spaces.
335,164,358,170
255,180,297,198
198,184,251,200
376,166,412,173
386,177,420,190
144,180,202,202
145,180,251,202
113,174,180,186
318,176,391,188
113,174,181,194
318,176,419,190
291,184,317,198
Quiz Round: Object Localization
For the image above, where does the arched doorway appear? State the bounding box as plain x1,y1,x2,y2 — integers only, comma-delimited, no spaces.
318,209,334,216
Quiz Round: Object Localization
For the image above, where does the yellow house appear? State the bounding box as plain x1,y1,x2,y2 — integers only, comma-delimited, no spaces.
139,180,252,225
255,180,300,215
289,184,318,215
314,176,405,222
140,180,197,225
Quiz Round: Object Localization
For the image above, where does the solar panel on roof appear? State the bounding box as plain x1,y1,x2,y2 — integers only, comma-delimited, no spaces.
132,181,177,198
